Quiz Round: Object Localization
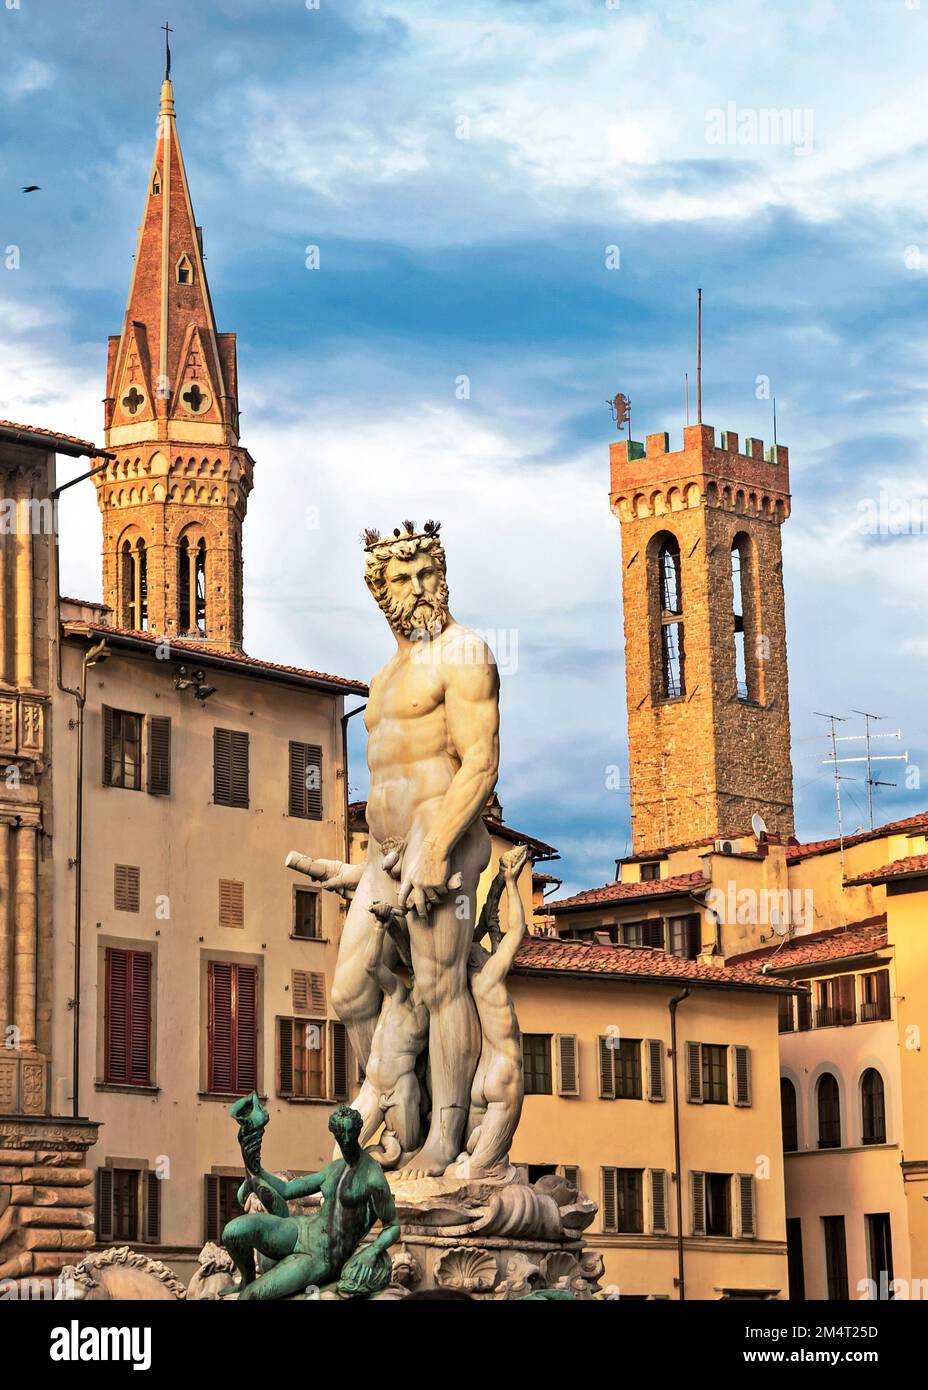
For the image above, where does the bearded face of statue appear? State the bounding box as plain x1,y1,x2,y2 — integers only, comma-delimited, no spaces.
377,546,450,639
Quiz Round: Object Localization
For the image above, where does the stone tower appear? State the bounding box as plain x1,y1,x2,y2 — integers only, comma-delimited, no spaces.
610,424,795,855
96,76,253,652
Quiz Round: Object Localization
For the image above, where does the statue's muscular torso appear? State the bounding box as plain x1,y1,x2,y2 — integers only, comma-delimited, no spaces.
364,623,484,846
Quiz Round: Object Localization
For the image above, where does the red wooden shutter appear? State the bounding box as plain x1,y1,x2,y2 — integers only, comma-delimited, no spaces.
105,947,129,1083
797,989,812,1031
875,969,891,1020
129,951,152,1085
147,716,171,795
234,964,258,1093
208,961,234,1092
837,974,856,1026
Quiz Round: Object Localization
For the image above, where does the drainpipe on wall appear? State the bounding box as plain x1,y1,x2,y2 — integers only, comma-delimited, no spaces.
668,986,691,1301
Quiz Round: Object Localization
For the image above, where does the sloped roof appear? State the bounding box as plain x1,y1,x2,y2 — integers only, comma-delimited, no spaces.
547,871,710,915
787,811,928,864
62,619,367,695
513,936,791,992
0,419,103,456
844,853,928,887
727,918,888,971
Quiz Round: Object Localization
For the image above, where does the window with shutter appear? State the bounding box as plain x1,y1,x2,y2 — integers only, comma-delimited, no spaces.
861,969,891,1023
204,1174,243,1244
615,1169,644,1233
797,988,812,1031
558,1165,580,1190
331,1020,349,1100
214,728,249,808
144,1171,162,1244
281,1017,325,1098
737,1173,756,1238
648,1168,668,1234
147,715,171,795
733,1045,752,1107
96,1167,114,1241
293,889,320,939
646,1039,665,1102
685,1041,703,1103
601,1167,618,1232
219,879,245,929
702,1044,728,1104
114,864,141,913
521,1035,552,1094
778,993,795,1033
555,1034,579,1096
103,707,142,789
691,1171,706,1236
288,741,323,820
208,961,258,1094
292,970,326,1014
104,947,151,1086
111,1168,140,1242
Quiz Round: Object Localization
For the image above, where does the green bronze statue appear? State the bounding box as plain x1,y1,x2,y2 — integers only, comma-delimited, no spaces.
221,1096,400,1300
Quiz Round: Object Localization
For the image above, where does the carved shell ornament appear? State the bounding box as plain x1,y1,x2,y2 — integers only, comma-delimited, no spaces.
434,1245,497,1291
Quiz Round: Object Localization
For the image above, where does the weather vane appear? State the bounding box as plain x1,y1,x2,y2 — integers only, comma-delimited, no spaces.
162,21,173,81
607,391,631,436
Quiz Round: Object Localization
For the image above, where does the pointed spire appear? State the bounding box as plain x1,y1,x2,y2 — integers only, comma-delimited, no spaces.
105,62,237,444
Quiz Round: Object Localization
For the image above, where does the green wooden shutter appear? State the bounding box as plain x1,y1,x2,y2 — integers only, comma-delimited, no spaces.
598,1036,615,1099
646,1038,665,1102
147,715,171,795
733,1045,752,1107
686,1041,703,1102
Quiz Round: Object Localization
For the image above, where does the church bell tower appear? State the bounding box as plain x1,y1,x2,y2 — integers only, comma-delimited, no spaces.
96,70,253,652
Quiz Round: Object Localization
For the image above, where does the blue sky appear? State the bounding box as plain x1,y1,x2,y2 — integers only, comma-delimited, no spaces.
2,0,927,894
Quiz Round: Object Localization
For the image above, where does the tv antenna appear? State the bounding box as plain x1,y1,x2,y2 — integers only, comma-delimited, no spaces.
815,712,852,880
824,710,908,831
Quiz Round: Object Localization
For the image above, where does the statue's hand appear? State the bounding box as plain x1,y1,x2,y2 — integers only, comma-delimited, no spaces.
398,841,450,920
241,1130,263,1173
318,865,360,898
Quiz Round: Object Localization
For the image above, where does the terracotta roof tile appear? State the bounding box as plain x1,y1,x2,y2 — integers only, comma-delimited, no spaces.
787,811,928,863
727,918,888,970
845,853,928,886
548,870,710,914
62,619,367,693
513,936,790,990
0,419,99,452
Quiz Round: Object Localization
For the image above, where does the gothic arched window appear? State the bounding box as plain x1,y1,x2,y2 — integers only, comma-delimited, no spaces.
861,1069,886,1145
731,534,757,701
121,537,148,630
178,533,207,634
177,254,193,285
656,535,684,699
817,1073,841,1149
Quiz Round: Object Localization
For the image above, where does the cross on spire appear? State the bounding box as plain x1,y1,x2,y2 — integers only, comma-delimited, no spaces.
162,21,173,80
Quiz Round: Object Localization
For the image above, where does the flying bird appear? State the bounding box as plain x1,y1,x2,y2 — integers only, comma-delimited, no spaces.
21,185,40,193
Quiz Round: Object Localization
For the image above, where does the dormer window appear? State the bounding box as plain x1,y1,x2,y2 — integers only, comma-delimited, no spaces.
639,862,661,882
151,170,162,196
176,254,193,285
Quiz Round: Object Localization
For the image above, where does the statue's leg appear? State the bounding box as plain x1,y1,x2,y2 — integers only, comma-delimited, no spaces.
383,1072,421,1157
237,1253,327,1302
331,859,395,1069
401,825,488,1177
453,1047,523,1178
222,1213,299,1293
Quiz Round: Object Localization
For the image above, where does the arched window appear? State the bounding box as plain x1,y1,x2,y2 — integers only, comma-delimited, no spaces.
861,1069,886,1145
151,170,162,196
731,538,748,699
817,1073,841,1149
177,254,193,285
121,537,148,630
656,535,684,699
178,534,207,634
781,1077,798,1152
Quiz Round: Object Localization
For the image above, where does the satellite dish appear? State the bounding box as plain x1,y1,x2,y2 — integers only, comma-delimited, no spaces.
751,812,768,841
769,910,789,938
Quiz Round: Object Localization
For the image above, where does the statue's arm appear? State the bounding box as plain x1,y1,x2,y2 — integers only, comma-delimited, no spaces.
368,1180,401,1255
365,919,398,996
280,1165,330,1201
483,880,528,983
